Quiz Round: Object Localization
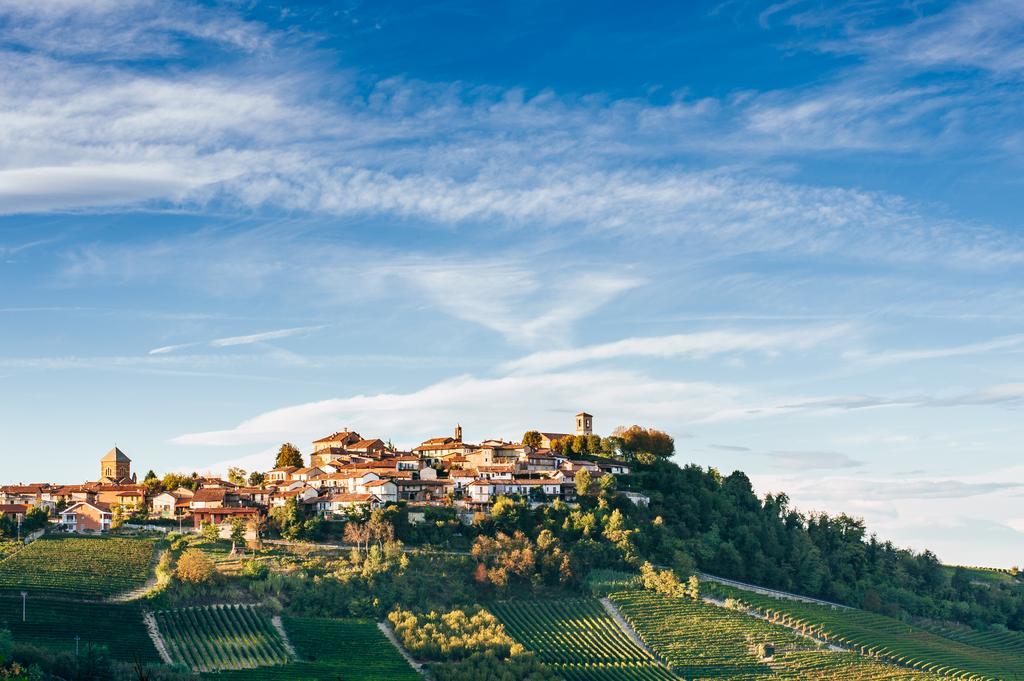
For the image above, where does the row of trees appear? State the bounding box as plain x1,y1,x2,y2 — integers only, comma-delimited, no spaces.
521,425,675,462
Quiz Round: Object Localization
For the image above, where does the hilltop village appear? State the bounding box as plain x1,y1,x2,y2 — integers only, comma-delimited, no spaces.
0,412,650,538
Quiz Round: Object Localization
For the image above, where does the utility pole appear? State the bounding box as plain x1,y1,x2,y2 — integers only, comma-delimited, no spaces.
16,515,21,543
21,592,27,622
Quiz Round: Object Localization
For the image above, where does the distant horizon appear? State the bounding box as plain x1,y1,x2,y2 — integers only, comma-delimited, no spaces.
2,0,1023,567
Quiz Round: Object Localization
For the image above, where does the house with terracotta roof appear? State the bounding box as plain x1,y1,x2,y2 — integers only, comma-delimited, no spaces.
363,479,398,504
60,501,113,533
191,506,261,541
0,504,29,523
267,466,298,483
190,487,235,510
151,489,193,518
269,487,320,508
309,429,389,466
291,466,323,482
317,493,380,518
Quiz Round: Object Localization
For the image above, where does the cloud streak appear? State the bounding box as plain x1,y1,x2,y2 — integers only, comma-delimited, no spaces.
504,325,849,373
149,326,326,355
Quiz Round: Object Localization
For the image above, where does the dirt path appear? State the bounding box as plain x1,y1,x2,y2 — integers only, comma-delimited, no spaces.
109,548,167,602
142,612,174,665
697,572,851,609
270,615,299,659
598,597,669,665
377,621,429,677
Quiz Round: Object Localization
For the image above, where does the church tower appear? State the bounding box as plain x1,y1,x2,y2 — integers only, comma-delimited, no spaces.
575,412,593,436
101,446,132,482
455,424,463,442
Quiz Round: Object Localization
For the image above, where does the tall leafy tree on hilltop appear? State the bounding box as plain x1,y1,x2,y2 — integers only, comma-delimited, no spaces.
614,425,674,459
275,443,303,469
521,431,543,448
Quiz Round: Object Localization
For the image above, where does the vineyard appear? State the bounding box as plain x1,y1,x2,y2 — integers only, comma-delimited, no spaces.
710,583,1024,680
0,536,156,598
489,598,678,680
609,590,947,680
154,604,291,672
201,617,421,680
0,597,159,661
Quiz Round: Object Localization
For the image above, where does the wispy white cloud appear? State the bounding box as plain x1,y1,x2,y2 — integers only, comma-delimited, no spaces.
777,383,1024,413
63,233,642,346
764,449,862,471
0,0,271,57
0,3,1022,272
845,333,1024,366
504,325,849,373
170,368,751,447
149,325,326,355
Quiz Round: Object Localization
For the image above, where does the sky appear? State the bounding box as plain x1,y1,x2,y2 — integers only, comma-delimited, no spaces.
1,0,1023,566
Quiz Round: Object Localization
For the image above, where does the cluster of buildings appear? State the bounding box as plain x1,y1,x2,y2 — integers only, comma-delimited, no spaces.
0,412,646,537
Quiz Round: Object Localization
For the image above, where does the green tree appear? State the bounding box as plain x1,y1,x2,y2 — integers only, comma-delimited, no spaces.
228,517,248,553
574,468,595,497
521,431,543,448
275,443,303,469
598,473,617,499
22,505,49,533
227,467,247,486
200,521,220,543
176,549,215,584
247,471,266,487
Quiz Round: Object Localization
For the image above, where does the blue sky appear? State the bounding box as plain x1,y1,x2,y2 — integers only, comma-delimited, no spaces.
2,0,1023,566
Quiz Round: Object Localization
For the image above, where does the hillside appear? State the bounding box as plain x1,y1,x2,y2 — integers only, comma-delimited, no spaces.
0,451,1022,680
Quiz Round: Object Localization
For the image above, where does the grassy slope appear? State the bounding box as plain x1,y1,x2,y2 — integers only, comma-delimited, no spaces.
202,617,420,681
0,597,159,662
708,583,1024,680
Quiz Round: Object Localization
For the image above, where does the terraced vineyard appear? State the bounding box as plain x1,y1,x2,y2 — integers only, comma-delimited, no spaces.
154,604,291,672
489,598,678,680
611,589,800,678
201,617,420,680
769,650,953,680
0,597,159,661
0,536,156,598
611,590,954,680
710,583,1024,680
920,622,1024,658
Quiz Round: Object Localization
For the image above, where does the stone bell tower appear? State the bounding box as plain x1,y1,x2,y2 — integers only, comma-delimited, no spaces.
575,412,593,436
100,446,132,482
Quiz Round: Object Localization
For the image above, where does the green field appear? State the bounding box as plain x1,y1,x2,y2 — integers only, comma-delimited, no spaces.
610,590,946,680
0,597,159,662
489,598,678,681
155,604,291,672
942,565,1022,587
201,617,420,680
710,583,1024,680
586,569,643,597
0,536,156,598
